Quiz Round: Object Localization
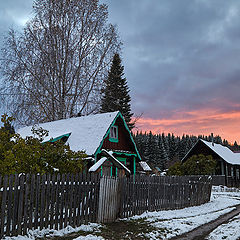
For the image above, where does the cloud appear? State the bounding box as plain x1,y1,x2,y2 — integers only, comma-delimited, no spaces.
135,108,240,143
1,0,240,141
0,0,32,37
104,0,240,119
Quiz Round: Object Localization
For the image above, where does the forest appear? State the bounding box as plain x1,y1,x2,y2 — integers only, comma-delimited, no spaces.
133,131,240,171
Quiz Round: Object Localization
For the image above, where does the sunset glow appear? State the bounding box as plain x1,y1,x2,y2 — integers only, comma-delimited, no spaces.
135,109,240,144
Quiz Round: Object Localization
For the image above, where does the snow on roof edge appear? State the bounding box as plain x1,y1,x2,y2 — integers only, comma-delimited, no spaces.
182,139,240,166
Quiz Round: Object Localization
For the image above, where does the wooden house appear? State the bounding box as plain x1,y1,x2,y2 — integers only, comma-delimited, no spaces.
182,139,240,186
17,111,141,176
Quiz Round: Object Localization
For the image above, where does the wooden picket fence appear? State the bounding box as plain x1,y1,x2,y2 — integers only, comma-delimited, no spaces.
0,173,100,238
119,175,212,218
0,174,212,238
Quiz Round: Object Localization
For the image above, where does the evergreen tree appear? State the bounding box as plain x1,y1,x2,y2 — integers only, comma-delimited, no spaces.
157,134,168,170
143,131,159,165
100,53,134,129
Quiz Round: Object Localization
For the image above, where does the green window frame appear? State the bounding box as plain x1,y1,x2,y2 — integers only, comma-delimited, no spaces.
109,125,118,143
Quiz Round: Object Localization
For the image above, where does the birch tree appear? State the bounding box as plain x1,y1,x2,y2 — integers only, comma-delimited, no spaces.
0,0,121,125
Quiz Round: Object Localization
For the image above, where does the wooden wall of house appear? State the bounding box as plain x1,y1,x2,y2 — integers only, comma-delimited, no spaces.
102,117,136,153
184,141,221,161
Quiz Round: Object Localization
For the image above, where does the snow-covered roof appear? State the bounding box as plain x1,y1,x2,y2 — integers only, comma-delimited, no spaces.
200,139,240,165
183,139,240,166
17,112,119,155
89,157,108,172
101,149,131,175
139,161,152,171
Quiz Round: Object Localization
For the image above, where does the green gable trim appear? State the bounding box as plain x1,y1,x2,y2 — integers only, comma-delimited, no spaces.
43,133,71,143
94,112,141,161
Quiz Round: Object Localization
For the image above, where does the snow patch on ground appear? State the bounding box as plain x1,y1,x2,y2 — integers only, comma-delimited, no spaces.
73,235,104,240
206,213,240,240
3,223,102,240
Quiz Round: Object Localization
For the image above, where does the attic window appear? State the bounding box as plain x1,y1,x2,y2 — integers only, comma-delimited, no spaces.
109,126,118,142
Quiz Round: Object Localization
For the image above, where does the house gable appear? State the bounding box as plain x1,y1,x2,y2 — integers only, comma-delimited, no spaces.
182,140,224,163
94,112,141,161
182,139,240,166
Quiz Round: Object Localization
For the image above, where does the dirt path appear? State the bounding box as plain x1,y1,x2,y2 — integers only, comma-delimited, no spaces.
170,204,240,240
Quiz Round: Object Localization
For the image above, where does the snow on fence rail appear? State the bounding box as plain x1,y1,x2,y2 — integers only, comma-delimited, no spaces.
0,174,212,238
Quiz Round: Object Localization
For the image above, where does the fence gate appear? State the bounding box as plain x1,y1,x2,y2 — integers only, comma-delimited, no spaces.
97,177,120,223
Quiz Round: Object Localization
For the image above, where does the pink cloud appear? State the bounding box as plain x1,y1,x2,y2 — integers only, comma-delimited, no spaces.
135,109,240,144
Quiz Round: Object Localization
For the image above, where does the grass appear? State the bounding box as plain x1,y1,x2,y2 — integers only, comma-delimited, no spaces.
49,219,160,240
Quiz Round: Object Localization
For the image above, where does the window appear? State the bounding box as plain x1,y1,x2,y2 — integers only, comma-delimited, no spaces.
109,126,118,142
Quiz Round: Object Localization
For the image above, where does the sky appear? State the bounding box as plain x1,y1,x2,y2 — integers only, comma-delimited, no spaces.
1,0,240,143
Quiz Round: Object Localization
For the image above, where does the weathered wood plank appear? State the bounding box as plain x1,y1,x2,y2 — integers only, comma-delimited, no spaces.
17,174,25,235
0,175,8,238
54,174,61,230
12,174,20,236
49,174,56,230
59,174,65,230
39,174,46,230
44,174,51,229
23,174,30,235
6,174,14,236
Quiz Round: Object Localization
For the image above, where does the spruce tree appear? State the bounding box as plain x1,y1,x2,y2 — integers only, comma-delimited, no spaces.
101,53,134,129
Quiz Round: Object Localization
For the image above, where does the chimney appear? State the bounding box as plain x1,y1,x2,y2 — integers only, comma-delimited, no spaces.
211,133,214,146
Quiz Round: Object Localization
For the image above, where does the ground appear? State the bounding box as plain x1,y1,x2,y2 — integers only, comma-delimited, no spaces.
4,186,240,240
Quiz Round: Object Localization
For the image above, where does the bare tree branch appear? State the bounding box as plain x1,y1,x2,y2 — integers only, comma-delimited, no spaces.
0,0,121,126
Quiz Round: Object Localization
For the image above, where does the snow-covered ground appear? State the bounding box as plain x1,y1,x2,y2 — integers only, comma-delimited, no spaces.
4,186,240,240
206,213,240,240
128,186,240,239
3,223,103,240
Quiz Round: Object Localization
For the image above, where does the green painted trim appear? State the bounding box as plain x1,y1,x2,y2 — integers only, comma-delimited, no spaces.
113,151,137,157
109,125,118,143
117,158,127,166
109,138,118,143
100,166,103,177
94,112,141,161
110,162,113,176
44,133,71,143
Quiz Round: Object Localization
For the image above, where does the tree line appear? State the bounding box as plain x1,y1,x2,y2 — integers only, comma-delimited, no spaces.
134,131,240,171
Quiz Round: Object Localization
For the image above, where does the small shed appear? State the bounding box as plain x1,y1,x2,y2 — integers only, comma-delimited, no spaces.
137,161,152,175
89,149,131,177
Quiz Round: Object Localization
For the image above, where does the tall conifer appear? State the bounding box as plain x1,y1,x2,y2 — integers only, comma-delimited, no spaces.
100,53,134,129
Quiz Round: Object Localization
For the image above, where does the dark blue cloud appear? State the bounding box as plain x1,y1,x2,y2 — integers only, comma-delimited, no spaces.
1,0,240,121
102,0,240,120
